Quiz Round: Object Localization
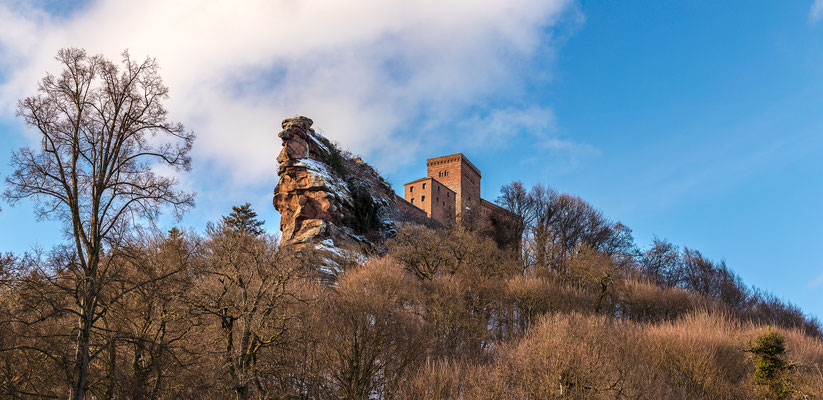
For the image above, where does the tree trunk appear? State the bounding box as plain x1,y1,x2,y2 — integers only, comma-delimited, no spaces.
103,336,116,400
71,251,99,400
71,308,93,400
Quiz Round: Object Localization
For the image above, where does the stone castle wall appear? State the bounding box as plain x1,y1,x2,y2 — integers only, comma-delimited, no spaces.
402,176,456,225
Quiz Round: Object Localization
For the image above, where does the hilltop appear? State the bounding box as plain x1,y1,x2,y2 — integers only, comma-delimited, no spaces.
2,115,821,399
268,117,823,399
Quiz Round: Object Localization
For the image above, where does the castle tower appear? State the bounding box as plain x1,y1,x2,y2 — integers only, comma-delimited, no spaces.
425,153,481,214
399,152,519,245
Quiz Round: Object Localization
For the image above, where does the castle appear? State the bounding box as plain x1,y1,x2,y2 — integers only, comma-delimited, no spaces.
395,153,512,225
273,116,517,252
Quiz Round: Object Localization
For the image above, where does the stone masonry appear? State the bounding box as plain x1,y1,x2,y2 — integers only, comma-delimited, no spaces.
402,153,510,225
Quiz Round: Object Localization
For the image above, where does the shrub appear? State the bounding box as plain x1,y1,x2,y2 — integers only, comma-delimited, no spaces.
748,329,792,398
617,278,705,323
317,135,347,177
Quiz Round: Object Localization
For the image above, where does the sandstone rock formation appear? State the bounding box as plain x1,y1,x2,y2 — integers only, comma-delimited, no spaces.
273,116,397,253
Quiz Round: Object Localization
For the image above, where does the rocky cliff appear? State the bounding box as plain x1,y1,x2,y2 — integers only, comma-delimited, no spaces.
273,116,397,254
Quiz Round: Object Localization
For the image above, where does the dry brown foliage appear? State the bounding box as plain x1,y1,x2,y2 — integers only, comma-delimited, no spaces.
2,221,822,399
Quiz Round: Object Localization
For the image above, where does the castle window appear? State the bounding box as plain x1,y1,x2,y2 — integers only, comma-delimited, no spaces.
411,198,415,204
421,196,426,202
410,186,414,193
422,183,427,189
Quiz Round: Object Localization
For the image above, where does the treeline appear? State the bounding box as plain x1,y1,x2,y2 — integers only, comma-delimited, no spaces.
3,197,822,398
496,181,820,336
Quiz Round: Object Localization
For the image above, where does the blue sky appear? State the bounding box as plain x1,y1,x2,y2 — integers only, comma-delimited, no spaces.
0,1,821,319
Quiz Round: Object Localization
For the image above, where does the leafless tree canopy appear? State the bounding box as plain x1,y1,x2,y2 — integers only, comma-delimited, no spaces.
6,48,194,245
2,48,194,400
1,200,821,400
497,181,638,273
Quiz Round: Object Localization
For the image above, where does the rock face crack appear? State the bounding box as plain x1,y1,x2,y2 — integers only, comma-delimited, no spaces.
273,116,397,250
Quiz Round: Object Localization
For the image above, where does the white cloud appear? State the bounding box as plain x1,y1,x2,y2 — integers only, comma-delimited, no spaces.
812,0,823,22
456,107,557,148
810,271,823,288
0,0,575,210
453,106,597,166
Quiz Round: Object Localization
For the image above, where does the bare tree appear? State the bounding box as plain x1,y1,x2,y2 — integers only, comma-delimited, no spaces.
678,248,748,309
527,183,560,269
388,225,449,280
496,181,535,258
640,237,680,287
189,218,301,400
322,258,425,399
100,229,200,398
3,48,194,399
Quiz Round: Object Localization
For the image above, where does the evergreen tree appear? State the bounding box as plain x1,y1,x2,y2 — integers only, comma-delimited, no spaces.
168,227,184,240
749,329,793,398
222,203,265,235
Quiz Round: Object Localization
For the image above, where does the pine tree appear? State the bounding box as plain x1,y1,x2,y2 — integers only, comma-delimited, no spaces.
222,203,265,235
168,227,184,240
749,328,793,399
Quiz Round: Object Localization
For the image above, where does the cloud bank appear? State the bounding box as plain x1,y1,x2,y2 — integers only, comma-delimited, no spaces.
0,0,575,216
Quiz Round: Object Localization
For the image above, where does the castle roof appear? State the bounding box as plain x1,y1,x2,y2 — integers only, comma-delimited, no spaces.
404,176,433,185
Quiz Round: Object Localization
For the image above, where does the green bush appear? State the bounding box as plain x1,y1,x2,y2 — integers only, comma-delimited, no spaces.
749,329,792,399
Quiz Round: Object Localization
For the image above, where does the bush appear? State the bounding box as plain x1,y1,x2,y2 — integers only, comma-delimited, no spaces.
617,278,704,323
748,329,792,398
316,135,347,177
